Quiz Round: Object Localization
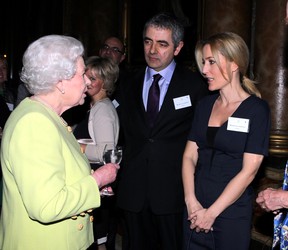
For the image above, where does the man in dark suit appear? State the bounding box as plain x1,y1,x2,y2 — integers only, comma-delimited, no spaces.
116,13,208,250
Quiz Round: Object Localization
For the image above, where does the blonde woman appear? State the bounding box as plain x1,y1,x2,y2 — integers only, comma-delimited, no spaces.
74,56,119,250
182,32,271,250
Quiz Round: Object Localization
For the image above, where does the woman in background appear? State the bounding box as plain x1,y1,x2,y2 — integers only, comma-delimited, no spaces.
74,56,119,163
0,55,16,110
74,56,119,250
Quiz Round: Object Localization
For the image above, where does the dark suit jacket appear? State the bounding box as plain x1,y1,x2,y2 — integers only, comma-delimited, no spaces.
116,65,208,214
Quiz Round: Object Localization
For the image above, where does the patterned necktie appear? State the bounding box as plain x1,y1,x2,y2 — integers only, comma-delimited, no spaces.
147,74,162,127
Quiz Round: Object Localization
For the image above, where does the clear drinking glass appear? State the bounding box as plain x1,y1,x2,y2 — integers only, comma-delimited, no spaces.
102,145,122,165
100,145,122,196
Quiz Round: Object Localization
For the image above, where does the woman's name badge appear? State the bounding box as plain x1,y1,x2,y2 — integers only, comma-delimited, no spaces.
173,95,191,110
227,117,250,133
112,99,119,108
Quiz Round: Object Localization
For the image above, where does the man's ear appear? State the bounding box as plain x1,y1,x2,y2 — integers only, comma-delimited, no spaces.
174,41,184,56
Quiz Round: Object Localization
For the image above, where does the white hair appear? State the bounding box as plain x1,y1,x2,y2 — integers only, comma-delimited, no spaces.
20,35,84,94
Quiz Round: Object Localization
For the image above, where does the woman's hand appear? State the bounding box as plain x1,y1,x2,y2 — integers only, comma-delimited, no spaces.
186,199,203,230
91,163,120,188
190,208,216,233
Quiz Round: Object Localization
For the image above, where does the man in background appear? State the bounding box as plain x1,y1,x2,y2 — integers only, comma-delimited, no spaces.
99,36,128,103
99,36,126,66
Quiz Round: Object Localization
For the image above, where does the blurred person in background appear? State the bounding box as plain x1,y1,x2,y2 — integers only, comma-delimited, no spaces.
99,37,126,66
0,55,17,110
99,36,128,103
74,56,119,250
14,81,31,107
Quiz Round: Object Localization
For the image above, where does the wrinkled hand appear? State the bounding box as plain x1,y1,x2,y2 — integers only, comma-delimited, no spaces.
256,188,286,212
92,163,119,188
190,208,216,233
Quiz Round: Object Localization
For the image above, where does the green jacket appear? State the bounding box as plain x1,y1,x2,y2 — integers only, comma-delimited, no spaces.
0,98,100,250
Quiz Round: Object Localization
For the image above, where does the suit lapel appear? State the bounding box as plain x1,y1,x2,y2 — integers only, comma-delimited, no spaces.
130,70,148,123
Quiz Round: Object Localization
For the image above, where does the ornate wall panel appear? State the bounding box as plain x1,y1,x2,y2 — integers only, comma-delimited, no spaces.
200,0,253,44
254,0,288,157
63,0,124,57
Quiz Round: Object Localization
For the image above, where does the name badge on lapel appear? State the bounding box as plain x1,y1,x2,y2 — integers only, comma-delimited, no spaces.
173,95,192,110
112,99,119,108
227,117,250,133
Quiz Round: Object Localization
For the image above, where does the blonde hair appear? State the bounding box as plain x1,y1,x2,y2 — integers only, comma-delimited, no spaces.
85,56,119,97
195,32,261,98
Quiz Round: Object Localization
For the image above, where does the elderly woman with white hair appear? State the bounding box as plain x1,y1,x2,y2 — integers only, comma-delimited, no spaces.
0,35,119,250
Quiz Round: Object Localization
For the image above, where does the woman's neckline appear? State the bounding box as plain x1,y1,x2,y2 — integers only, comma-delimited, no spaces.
90,97,109,107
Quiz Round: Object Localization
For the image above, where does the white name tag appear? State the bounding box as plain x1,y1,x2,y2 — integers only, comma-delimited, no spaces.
227,117,250,133
112,99,119,108
6,102,14,111
173,95,192,110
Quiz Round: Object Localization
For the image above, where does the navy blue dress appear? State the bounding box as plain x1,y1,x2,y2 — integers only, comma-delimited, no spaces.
183,93,271,250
